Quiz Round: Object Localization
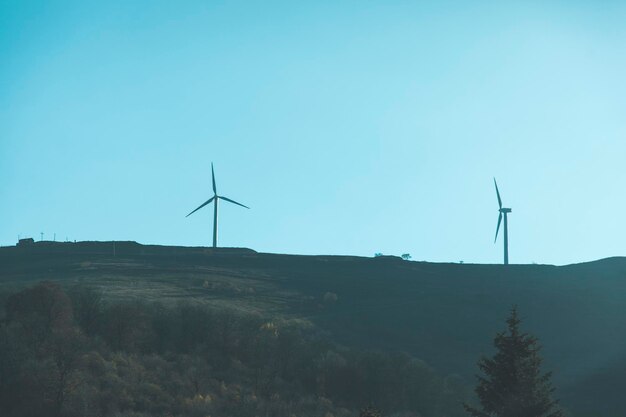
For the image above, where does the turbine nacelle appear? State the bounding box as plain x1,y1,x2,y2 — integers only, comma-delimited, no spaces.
499,208,512,214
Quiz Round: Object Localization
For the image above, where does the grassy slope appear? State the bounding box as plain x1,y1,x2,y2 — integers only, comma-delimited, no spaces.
2,241,626,416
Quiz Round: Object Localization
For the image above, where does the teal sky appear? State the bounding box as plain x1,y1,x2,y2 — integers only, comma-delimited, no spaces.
2,1,626,265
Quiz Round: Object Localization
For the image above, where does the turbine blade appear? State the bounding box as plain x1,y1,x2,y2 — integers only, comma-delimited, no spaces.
494,178,502,209
494,212,503,243
186,196,215,217
219,196,250,209
211,163,217,194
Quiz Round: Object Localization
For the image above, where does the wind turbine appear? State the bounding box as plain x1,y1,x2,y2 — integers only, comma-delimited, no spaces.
493,178,512,265
186,163,249,248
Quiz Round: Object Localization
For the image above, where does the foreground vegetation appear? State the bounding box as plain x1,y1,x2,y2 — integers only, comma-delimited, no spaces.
2,242,618,416
464,307,564,417
0,281,469,417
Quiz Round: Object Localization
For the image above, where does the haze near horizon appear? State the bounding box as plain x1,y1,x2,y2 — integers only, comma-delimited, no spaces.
2,1,626,265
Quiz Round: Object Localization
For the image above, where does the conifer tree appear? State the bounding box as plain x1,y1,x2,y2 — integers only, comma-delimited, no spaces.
464,307,564,417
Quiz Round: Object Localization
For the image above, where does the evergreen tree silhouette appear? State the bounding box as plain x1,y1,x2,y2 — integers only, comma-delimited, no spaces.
464,306,564,417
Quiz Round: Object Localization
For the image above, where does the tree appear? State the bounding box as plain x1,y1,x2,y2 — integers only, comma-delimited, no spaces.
68,285,102,336
6,281,74,344
464,307,563,417
359,404,382,417
2,282,86,417
401,253,411,260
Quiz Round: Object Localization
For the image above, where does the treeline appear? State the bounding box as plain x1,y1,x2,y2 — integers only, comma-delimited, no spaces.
0,281,469,417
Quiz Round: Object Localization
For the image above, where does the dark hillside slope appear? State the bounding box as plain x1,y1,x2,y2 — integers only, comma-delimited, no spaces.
2,241,626,416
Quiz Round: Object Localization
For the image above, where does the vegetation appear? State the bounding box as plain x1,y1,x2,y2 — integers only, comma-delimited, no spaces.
3,242,622,415
0,281,469,417
359,405,383,417
464,307,563,417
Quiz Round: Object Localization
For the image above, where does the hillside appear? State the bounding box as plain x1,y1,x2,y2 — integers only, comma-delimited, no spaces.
2,241,626,416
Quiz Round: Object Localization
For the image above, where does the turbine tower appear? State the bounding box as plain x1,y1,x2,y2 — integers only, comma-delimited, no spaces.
186,163,249,248
493,178,512,265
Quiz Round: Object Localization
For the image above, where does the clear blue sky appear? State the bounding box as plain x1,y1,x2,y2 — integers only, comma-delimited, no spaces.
2,1,625,265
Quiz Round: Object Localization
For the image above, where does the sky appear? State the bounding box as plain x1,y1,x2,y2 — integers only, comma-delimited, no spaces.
2,1,626,265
